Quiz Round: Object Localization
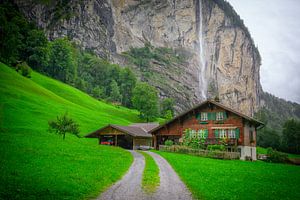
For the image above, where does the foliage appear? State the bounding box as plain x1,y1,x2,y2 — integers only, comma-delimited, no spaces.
47,37,77,84
183,128,207,149
123,43,184,79
256,127,281,150
164,140,174,146
25,29,49,71
282,119,300,154
156,151,300,200
160,98,175,118
48,112,80,139
108,80,122,103
207,144,225,151
0,63,140,199
119,67,137,107
16,61,32,78
132,82,159,122
139,152,160,193
266,148,288,163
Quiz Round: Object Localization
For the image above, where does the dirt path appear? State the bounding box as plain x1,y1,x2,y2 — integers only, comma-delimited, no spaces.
98,150,193,200
146,151,193,200
98,150,147,200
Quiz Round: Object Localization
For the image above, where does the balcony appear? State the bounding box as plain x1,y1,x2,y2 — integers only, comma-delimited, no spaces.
204,138,237,145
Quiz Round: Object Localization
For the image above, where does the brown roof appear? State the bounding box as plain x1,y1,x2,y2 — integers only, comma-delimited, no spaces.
150,100,264,133
85,123,158,138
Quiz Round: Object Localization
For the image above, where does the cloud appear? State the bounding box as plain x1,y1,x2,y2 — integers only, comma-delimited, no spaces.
227,0,300,103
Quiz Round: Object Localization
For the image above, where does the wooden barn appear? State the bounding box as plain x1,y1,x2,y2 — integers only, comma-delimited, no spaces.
85,123,159,150
151,100,264,160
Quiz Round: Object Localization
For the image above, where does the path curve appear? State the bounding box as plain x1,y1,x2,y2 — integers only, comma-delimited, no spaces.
146,151,193,200
98,150,147,200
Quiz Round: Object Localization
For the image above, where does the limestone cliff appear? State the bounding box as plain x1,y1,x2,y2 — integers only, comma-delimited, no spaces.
14,0,263,116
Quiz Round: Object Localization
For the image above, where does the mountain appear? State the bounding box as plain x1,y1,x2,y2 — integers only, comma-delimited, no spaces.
13,0,299,121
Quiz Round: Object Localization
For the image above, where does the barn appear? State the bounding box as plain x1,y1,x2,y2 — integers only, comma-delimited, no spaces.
85,123,159,150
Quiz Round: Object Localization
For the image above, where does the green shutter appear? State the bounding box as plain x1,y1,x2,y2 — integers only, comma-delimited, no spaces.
207,112,211,120
236,128,240,139
214,129,219,138
212,112,216,120
204,129,209,138
223,111,227,120
196,113,200,120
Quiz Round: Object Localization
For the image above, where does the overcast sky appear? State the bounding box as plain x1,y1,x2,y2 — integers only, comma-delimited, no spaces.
227,0,300,103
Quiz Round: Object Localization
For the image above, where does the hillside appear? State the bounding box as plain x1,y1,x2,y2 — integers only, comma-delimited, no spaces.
0,63,142,199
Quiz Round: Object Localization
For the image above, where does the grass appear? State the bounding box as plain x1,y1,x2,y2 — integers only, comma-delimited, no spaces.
139,151,160,193
155,151,300,200
0,63,142,199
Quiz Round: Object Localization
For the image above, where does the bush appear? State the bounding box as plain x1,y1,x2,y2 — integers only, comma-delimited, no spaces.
207,144,225,151
164,140,174,146
266,148,288,163
16,62,32,78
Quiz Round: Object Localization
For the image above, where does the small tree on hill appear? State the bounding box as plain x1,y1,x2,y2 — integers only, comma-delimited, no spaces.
48,112,80,140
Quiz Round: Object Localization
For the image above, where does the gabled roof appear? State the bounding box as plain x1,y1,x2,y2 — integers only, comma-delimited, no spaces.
151,100,264,133
85,123,159,138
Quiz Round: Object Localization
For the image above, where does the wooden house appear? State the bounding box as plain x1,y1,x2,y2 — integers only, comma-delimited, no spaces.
151,100,264,160
85,123,159,150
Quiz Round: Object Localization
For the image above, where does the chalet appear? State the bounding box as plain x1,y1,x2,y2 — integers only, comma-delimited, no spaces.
151,100,264,160
85,123,159,150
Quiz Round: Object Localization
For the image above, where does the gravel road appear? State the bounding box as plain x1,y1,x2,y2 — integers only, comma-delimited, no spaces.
98,150,193,200
146,151,193,200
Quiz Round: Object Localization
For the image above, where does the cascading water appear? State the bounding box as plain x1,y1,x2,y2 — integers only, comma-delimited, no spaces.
198,0,207,99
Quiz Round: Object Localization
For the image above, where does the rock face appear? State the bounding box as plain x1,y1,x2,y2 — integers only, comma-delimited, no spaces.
14,0,263,116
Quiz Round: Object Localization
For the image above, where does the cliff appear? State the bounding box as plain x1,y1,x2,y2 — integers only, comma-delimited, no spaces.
14,0,263,116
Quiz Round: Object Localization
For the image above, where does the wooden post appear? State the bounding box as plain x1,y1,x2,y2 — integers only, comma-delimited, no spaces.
115,135,117,146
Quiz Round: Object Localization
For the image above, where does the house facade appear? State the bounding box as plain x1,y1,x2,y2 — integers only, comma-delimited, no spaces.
151,100,264,160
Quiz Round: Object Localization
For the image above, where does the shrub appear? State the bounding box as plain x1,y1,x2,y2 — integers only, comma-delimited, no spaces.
164,140,173,146
207,144,225,151
16,62,32,78
266,148,288,163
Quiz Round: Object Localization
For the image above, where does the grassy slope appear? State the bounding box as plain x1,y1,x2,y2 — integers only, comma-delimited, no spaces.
0,63,141,199
156,151,300,200
139,152,160,193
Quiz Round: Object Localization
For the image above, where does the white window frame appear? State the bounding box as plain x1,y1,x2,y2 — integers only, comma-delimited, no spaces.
228,129,236,138
219,129,227,138
201,112,208,121
216,112,224,121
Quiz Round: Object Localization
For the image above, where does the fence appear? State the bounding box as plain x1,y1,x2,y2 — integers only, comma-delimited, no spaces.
159,145,240,160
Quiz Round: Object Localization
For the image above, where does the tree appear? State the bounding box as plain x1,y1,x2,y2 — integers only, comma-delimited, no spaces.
160,98,175,118
132,82,159,122
48,112,80,140
16,61,32,78
257,127,281,150
282,119,300,154
25,29,49,72
48,37,77,84
119,67,136,107
109,80,122,103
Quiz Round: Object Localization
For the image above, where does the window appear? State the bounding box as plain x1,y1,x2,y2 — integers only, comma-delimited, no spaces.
201,112,208,121
228,129,236,138
250,130,254,141
216,112,224,120
197,129,208,138
219,129,226,138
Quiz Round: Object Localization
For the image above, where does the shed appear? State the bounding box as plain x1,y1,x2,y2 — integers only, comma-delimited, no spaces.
85,123,159,150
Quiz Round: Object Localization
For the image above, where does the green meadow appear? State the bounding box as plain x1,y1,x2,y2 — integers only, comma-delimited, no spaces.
0,63,140,199
156,151,300,200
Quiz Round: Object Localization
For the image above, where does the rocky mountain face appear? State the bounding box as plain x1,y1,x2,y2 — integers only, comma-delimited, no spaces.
14,0,263,116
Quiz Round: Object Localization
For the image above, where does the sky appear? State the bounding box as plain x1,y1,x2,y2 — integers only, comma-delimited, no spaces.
227,0,300,103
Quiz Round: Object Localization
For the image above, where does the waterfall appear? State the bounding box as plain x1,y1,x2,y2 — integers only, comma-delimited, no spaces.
198,0,207,99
